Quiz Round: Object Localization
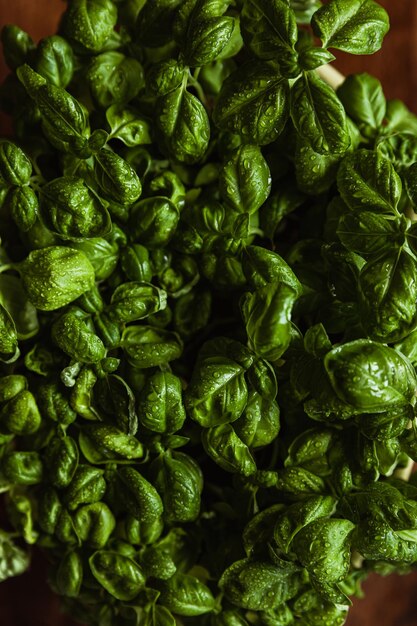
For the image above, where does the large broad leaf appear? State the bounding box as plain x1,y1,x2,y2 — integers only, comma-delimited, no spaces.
294,138,342,194
324,338,417,410
358,249,417,343
185,355,248,427
158,572,216,616
157,83,210,163
213,60,289,145
337,211,403,258
220,145,271,214
202,424,257,476
241,0,298,75
311,0,389,55
290,72,350,154
337,73,386,137
181,2,238,67
292,518,354,583
219,559,301,610
337,149,402,214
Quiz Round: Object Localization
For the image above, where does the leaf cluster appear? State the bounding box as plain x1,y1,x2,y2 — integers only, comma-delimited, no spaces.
0,2,416,625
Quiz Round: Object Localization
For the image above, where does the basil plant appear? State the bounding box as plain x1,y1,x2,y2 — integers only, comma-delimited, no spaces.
0,1,416,625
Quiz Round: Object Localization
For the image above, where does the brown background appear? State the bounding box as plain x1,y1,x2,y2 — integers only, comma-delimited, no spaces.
1,1,417,624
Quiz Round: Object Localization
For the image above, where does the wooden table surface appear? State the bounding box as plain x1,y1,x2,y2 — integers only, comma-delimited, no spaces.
1,1,417,624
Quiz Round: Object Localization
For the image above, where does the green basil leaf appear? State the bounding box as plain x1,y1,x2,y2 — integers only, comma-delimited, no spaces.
63,464,106,511
298,46,335,71
358,249,417,342
1,25,34,70
324,339,417,410
181,3,237,67
89,550,146,601
87,52,145,108
36,35,74,88
70,238,119,281
337,212,404,258
118,465,164,528
107,281,167,323
202,423,257,475
220,559,301,610
38,382,77,425
243,245,302,295
337,72,386,137
0,303,18,363
220,145,271,214
234,391,280,448
0,140,32,186
17,65,91,157
106,105,151,146
44,435,79,488
40,177,112,240
6,186,39,233
62,0,118,52
185,355,248,427
94,148,142,206
73,502,116,549
241,0,298,75
79,424,143,464
214,60,290,145
138,371,186,434
156,84,210,164
2,451,43,485
242,282,297,361
55,551,83,598
0,531,29,582
151,451,203,523
337,149,402,214
0,390,41,435
311,0,389,54
129,196,180,248
290,72,350,154
158,571,216,616
18,246,95,311
122,325,183,368
292,518,354,583
294,138,342,195
274,495,336,553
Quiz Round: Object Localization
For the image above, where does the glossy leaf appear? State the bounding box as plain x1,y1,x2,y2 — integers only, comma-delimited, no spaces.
40,177,111,240
158,572,216,616
156,84,210,164
290,72,350,154
324,339,417,410
202,423,257,475
87,52,144,108
241,0,298,75
312,0,389,54
62,0,118,52
358,249,417,342
213,60,290,145
18,246,95,311
220,559,301,610
220,144,271,214
337,73,386,137
89,550,145,601
36,35,74,88
337,149,402,214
